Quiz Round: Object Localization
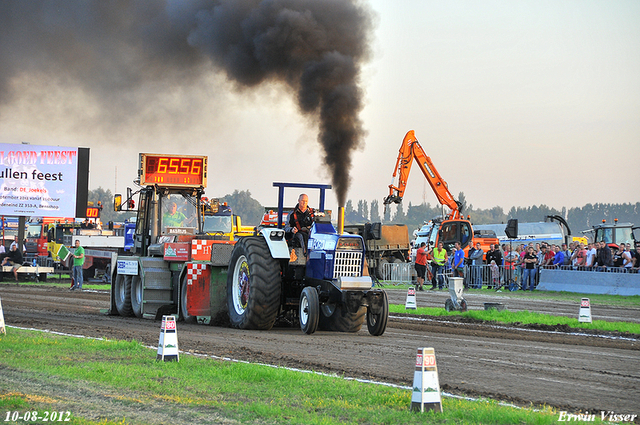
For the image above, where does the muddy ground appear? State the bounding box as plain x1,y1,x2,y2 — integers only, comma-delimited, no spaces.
1,283,638,418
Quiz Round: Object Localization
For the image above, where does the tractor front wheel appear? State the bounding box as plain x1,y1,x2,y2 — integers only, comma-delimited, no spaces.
299,287,319,334
366,291,389,336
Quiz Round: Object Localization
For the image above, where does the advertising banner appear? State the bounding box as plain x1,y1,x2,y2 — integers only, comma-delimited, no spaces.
0,144,87,217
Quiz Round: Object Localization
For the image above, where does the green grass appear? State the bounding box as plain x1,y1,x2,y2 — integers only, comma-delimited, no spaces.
0,329,590,425
389,304,640,335
13,276,111,292
380,283,640,307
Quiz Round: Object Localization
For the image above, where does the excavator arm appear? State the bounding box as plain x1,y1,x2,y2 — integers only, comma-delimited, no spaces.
383,130,462,220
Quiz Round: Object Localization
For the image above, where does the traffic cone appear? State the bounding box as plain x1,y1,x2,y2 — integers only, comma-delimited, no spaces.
0,296,6,335
405,286,417,309
579,298,592,323
410,347,443,413
157,315,179,361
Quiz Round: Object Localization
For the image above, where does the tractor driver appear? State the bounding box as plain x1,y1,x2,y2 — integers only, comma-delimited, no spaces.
163,201,187,228
286,193,315,255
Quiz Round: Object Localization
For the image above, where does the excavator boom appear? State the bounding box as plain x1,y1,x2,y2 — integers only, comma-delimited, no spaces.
384,130,461,220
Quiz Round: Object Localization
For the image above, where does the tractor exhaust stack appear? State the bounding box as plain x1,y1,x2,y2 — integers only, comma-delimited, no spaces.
337,206,345,235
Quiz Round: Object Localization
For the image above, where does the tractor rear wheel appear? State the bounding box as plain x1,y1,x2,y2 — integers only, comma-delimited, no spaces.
181,273,196,323
227,236,281,330
366,290,389,336
131,268,143,318
114,273,133,317
318,302,365,333
299,287,319,334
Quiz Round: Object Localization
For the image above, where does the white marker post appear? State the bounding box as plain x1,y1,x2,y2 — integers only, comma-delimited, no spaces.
410,347,443,413
405,286,417,310
0,296,6,334
579,298,592,323
157,315,179,361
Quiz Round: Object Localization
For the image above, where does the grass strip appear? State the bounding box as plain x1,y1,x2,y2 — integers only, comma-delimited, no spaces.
0,328,585,425
380,284,640,307
389,304,640,335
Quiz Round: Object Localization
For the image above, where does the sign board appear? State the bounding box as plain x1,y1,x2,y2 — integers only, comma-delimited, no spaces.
117,259,139,275
139,153,207,188
163,242,190,262
0,144,89,218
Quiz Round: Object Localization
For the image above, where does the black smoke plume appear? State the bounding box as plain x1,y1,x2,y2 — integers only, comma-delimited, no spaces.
0,0,374,205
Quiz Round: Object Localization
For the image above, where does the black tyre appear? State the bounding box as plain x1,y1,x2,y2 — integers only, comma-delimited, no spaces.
444,298,454,312
366,290,389,336
114,273,133,317
181,273,196,323
460,299,468,312
83,265,95,281
299,287,319,334
318,302,365,333
376,258,389,280
131,269,143,318
102,263,112,284
227,236,281,330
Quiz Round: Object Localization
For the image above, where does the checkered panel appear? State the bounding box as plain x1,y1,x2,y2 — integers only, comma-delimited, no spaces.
187,262,207,285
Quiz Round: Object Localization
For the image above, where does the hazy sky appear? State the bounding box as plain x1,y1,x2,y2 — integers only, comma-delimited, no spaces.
1,0,638,215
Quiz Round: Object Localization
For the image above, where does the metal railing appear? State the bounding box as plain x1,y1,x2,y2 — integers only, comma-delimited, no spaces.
380,262,413,285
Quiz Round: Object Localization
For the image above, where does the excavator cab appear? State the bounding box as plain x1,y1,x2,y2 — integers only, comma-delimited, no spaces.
438,219,472,253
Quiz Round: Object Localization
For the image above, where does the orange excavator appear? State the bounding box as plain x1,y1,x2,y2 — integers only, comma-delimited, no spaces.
384,130,498,255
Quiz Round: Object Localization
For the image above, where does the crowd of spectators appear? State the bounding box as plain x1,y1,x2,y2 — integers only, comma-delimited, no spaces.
416,239,639,291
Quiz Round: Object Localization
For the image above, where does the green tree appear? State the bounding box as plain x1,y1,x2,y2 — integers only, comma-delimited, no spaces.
220,190,264,225
370,200,380,222
87,187,136,223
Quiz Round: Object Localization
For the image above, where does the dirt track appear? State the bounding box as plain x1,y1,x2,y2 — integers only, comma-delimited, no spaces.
1,283,639,415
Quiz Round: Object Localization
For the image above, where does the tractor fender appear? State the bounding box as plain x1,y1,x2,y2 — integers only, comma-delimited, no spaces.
259,228,290,259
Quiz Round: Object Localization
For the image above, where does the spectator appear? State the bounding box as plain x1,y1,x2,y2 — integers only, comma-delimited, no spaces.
562,243,572,266
414,242,428,291
585,243,597,269
621,245,633,270
537,245,547,267
522,246,538,291
468,242,484,289
596,242,613,269
429,241,448,290
574,243,587,269
452,242,465,279
553,245,565,267
503,245,518,284
1,244,23,283
70,239,85,291
489,260,500,289
543,244,556,266
633,245,640,271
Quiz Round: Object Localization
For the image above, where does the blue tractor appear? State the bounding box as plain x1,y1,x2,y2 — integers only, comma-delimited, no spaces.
226,183,389,335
